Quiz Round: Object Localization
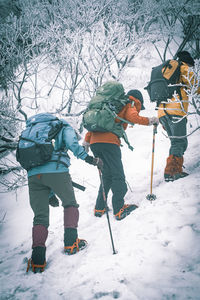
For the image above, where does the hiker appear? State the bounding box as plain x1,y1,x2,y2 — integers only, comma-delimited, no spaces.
24,115,103,272
157,51,200,182
83,88,159,220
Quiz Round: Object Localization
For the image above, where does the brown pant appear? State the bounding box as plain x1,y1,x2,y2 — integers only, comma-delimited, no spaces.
28,172,78,228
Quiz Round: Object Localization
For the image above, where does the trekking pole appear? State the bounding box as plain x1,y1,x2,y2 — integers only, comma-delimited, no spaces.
146,124,157,202
72,181,86,191
98,169,117,255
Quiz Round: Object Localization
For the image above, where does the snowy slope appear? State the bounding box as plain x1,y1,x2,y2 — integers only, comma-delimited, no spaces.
1,43,200,299
1,98,200,300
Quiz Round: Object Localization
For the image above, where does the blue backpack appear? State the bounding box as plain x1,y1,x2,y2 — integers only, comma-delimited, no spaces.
16,113,63,170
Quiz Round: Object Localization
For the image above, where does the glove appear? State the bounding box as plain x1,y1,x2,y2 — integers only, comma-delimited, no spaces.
148,117,159,126
82,141,90,153
85,155,103,170
49,195,59,207
93,157,104,170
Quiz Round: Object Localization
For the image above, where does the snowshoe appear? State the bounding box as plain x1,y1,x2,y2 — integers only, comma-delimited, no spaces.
26,258,46,273
64,238,87,255
115,204,138,221
164,172,189,182
174,172,189,180
94,208,106,217
164,174,174,182
26,246,46,273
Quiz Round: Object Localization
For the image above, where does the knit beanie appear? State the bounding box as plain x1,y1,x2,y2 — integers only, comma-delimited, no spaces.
127,89,145,110
177,51,194,66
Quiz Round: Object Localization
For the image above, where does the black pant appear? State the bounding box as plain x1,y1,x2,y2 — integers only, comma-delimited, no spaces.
159,115,188,157
90,143,127,215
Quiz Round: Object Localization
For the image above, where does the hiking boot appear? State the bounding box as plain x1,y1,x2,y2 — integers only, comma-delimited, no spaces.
27,246,46,273
94,208,106,217
164,155,179,176
164,172,189,182
64,228,87,255
64,238,88,255
115,204,138,221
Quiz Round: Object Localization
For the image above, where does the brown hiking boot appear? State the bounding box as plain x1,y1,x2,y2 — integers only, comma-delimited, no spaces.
164,155,187,182
164,155,179,176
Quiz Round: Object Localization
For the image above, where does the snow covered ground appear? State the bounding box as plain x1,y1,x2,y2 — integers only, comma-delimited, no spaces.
1,43,200,299
1,96,200,299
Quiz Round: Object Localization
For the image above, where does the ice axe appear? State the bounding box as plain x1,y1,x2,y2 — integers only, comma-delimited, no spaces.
146,124,157,202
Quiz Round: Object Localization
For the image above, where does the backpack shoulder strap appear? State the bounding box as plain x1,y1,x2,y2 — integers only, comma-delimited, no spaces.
104,106,134,151
162,60,171,76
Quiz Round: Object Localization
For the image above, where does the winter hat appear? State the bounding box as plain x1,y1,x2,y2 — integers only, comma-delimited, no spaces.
177,51,194,66
127,89,145,110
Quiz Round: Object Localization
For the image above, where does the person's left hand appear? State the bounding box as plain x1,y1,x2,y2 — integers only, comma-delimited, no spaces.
49,195,59,207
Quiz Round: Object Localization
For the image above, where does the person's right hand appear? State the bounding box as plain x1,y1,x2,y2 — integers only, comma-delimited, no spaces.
93,157,103,171
85,155,103,170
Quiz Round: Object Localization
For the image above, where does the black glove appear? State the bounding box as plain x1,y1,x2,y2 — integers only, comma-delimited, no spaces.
85,155,103,170
49,195,59,207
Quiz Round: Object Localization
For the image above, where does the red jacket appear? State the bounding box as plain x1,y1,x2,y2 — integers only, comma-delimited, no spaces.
84,96,149,146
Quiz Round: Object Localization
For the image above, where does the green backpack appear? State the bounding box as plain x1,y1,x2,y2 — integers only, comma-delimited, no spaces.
82,81,134,150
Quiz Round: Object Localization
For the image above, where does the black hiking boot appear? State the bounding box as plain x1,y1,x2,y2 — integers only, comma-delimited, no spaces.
64,238,88,255
115,204,138,221
64,228,87,255
94,208,106,217
27,246,46,273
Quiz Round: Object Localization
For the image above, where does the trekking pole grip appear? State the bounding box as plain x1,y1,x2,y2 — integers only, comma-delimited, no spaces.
153,124,158,135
